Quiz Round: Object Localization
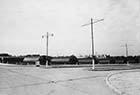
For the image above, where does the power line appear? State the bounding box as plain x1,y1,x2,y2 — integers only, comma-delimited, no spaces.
82,18,104,69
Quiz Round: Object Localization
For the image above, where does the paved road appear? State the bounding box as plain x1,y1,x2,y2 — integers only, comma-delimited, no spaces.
0,65,117,95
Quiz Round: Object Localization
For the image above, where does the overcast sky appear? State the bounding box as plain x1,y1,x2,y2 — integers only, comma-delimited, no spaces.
0,0,140,56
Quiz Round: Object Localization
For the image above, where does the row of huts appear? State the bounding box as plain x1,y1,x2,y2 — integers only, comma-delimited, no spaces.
1,53,140,65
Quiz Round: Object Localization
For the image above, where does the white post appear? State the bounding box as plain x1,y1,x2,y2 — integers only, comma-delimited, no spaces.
46,60,49,67
92,59,95,69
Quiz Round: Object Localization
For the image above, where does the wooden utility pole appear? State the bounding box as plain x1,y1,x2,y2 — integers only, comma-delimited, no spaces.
125,43,129,65
42,32,53,67
91,18,94,59
121,43,133,65
82,18,104,69
46,32,49,56
125,43,128,57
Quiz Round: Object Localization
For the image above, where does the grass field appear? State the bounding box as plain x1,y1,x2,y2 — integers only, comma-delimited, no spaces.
41,63,140,71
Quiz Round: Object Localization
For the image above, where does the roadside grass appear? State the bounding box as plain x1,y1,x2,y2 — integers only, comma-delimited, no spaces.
1,63,140,71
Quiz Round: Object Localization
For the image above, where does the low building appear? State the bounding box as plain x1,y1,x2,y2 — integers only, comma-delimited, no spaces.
98,58,110,64
50,55,78,65
3,56,24,64
23,56,40,65
115,58,126,64
78,58,92,64
127,56,137,64
0,53,11,63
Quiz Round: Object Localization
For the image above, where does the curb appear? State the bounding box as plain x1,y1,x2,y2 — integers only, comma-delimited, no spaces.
0,63,17,66
106,69,140,95
106,72,127,95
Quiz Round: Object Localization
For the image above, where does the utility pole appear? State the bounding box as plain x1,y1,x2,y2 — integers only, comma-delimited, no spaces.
125,43,128,57
42,32,53,67
125,43,129,65
121,43,133,65
82,18,104,69
91,18,94,59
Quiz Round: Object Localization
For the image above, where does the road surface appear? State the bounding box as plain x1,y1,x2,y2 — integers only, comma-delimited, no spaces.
0,64,117,95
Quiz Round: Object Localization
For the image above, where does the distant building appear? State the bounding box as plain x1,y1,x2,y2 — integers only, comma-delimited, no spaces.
50,55,78,65
0,53,11,63
23,56,40,65
77,57,92,64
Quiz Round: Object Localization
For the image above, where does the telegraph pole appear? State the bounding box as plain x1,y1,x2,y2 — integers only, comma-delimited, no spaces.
121,43,133,65
82,18,104,69
91,18,95,69
125,43,129,65
91,18,94,59
42,32,53,67
125,43,128,57
46,32,49,56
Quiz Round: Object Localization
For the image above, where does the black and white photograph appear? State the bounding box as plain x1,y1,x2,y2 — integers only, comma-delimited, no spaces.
0,0,140,95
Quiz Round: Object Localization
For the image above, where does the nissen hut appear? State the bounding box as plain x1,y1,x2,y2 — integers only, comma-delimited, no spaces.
23,56,40,65
50,55,78,65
